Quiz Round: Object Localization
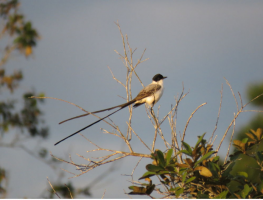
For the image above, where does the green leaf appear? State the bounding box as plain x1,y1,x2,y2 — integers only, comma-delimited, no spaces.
185,176,196,184
229,151,242,161
157,171,172,175
128,186,147,195
197,191,209,199
242,138,248,144
129,186,135,190
169,186,181,192
156,150,166,167
165,165,175,172
212,156,220,162
182,171,187,183
222,162,235,178
195,151,215,167
146,184,155,195
258,181,263,194
182,141,192,155
214,190,228,199
166,149,173,165
146,164,164,172
207,162,219,178
180,150,192,156
240,184,252,198
175,188,184,197
195,132,206,148
237,171,248,178
139,171,156,180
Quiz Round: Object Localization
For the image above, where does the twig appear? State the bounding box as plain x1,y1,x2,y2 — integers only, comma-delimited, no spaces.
101,189,106,199
238,92,243,108
211,135,217,146
242,110,263,113
224,77,239,111
126,122,151,152
215,80,263,155
131,157,143,181
151,109,159,152
107,66,125,87
209,84,223,144
182,102,207,143
64,184,73,199
47,177,61,199
224,113,236,164
30,96,88,113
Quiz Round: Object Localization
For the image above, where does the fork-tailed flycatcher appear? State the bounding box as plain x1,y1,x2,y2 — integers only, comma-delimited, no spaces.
55,74,167,145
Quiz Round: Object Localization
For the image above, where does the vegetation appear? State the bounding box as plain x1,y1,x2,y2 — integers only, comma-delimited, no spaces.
33,22,263,198
0,1,91,198
1,1,262,198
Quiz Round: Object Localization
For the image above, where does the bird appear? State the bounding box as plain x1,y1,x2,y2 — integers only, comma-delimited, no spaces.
55,73,167,145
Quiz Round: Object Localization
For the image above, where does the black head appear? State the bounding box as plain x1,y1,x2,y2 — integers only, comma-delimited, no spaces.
152,74,167,82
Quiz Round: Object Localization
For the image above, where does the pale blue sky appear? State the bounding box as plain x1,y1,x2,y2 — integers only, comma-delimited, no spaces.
2,1,263,198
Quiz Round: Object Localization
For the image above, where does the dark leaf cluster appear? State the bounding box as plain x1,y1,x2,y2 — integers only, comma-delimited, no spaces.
129,130,263,198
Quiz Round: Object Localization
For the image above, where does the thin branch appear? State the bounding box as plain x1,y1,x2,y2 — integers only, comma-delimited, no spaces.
130,157,143,181
30,96,88,113
151,109,159,152
47,177,61,199
64,184,73,199
224,77,239,111
211,135,217,146
238,91,243,108
126,122,151,152
182,102,207,143
115,21,130,68
107,66,125,87
224,113,236,164
209,84,223,144
101,190,106,199
215,86,263,155
242,110,263,113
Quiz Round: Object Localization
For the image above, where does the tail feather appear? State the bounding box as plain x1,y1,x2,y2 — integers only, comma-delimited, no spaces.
55,107,123,145
133,102,144,108
59,99,136,124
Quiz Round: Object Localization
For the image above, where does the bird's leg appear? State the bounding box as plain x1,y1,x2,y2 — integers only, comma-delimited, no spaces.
150,107,153,115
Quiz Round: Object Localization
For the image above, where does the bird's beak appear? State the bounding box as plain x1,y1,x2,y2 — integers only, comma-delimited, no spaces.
163,76,167,79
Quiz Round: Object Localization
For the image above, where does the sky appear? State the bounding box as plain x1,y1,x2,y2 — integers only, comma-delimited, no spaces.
1,0,263,198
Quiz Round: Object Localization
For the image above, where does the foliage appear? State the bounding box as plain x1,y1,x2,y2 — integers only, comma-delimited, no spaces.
39,22,263,198
128,129,263,198
0,0,39,91
0,92,48,138
0,1,46,198
0,1,69,198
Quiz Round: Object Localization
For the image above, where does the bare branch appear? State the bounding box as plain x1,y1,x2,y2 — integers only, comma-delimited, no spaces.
216,91,263,155
107,66,125,87
224,77,239,111
64,184,73,199
30,96,88,112
101,190,106,199
182,102,207,143
47,177,61,199
238,91,243,108
209,84,223,144
126,122,151,152
224,113,236,164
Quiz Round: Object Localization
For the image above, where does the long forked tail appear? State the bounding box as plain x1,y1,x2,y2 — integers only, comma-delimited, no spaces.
55,107,123,145
55,99,137,145
59,99,136,124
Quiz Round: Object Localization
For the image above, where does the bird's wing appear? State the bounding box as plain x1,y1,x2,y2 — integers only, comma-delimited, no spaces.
134,84,161,100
